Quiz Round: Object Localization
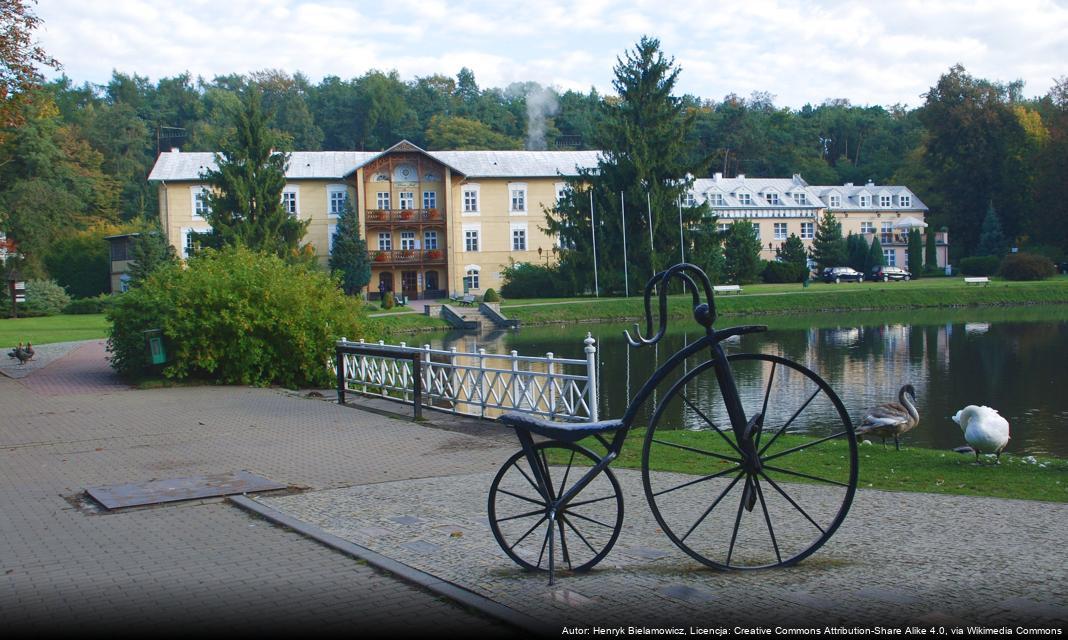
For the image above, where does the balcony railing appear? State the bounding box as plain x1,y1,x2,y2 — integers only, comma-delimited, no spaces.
365,209,444,225
369,249,447,265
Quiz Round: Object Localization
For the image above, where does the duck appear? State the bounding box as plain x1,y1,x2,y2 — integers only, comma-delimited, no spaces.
952,405,1010,464
856,384,920,450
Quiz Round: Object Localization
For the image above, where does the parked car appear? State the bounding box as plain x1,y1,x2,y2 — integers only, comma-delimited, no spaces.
822,267,864,283
870,265,912,282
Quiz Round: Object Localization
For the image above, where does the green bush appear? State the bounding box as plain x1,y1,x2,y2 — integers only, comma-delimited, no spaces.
23,279,71,316
999,253,1055,281
959,255,1000,276
64,294,114,315
482,288,500,302
43,231,111,298
761,261,806,284
381,291,395,309
500,261,572,298
107,246,378,387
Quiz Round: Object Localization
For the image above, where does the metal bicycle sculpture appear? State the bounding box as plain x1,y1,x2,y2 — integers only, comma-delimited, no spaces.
491,264,858,583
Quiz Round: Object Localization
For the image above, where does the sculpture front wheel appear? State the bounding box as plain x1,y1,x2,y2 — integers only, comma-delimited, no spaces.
641,353,858,570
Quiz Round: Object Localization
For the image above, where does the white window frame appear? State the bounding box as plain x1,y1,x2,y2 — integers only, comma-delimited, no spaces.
462,184,480,215
765,191,780,205
463,223,481,252
378,232,392,251
860,222,875,235
376,191,391,210
883,249,896,266
900,194,912,208
511,223,528,251
327,185,348,218
683,192,696,207
423,191,437,210
463,266,480,291
181,226,210,259
555,182,567,203
400,230,417,251
399,191,415,210
751,223,760,240
800,222,814,240
828,194,841,207
509,182,527,214
880,195,892,208
859,194,871,207
328,224,337,254
881,222,894,244
737,192,752,205
424,230,438,250
773,222,788,240
191,186,210,220
282,186,299,216
717,223,731,233
708,192,725,206
794,192,808,205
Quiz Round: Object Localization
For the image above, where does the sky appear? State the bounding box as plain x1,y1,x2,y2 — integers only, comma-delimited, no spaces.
35,0,1068,108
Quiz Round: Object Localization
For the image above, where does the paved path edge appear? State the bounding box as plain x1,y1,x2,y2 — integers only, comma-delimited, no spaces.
229,495,551,637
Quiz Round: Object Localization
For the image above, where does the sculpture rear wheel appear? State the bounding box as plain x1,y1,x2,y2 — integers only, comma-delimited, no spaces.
642,353,858,570
489,442,624,575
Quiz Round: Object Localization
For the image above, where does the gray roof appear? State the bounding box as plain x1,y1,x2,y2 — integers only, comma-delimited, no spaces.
148,146,601,182
148,151,377,181
813,183,928,211
692,175,825,209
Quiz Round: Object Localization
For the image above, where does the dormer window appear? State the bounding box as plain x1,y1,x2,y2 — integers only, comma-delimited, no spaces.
859,194,871,207
900,194,912,208
765,192,780,205
880,195,891,207
708,192,725,206
683,192,696,207
737,192,752,205
794,192,807,205
828,194,841,207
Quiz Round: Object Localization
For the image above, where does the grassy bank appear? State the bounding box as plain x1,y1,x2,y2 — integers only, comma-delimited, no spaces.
0,314,109,346
550,430,1068,503
498,276,1068,327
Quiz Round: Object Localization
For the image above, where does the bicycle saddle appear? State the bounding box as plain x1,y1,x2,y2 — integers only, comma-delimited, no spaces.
498,413,625,444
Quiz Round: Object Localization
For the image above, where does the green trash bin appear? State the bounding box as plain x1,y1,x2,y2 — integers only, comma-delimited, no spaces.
144,329,167,366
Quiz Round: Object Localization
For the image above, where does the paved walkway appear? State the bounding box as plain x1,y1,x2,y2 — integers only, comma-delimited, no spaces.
0,347,517,635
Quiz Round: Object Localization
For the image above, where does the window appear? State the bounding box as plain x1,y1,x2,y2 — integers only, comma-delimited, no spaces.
376,192,391,210
181,228,197,258
859,194,871,207
751,223,761,240
683,193,696,207
400,231,416,251
828,195,841,207
328,224,337,254
737,192,752,205
424,230,438,250
765,192,780,205
774,223,787,240
465,229,480,252
463,188,479,213
800,222,814,239
708,193,725,206
510,184,527,212
423,191,437,210
881,222,893,244
192,187,210,219
900,194,911,208
880,195,892,208
717,223,731,233
555,182,567,203
399,192,414,210
328,186,348,217
794,192,808,205
463,268,480,291
860,222,875,235
512,228,527,251
378,232,392,251
883,249,896,266
282,189,298,215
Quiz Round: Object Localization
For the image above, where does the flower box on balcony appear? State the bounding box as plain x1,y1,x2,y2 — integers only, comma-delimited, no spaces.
369,211,385,221
399,210,414,220
373,251,388,262
426,208,440,220
399,250,415,259
425,249,443,260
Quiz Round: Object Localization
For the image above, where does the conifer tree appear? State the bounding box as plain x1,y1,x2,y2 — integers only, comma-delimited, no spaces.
776,233,808,271
846,232,869,271
723,220,762,284
976,201,1007,257
328,201,371,295
867,235,885,271
128,227,177,286
810,212,848,270
924,228,938,271
200,87,310,260
907,228,923,276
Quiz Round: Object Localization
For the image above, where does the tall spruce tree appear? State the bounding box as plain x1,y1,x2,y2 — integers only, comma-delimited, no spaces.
200,87,310,260
924,228,938,271
907,228,923,276
810,212,848,270
545,36,712,294
128,227,177,286
867,235,885,271
723,220,762,284
328,201,371,295
976,201,1007,256
846,232,869,271
776,234,808,271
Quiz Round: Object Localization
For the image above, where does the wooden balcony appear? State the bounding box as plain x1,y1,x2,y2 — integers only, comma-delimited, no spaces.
365,209,445,227
369,249,447,266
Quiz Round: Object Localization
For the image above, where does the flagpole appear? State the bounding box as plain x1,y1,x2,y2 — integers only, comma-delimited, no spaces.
620,191,629,297
677,196,685,263
646,191,655,275
590,189,599,297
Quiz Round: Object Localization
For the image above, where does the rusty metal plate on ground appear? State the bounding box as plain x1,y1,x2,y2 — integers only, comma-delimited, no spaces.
86,471,286,510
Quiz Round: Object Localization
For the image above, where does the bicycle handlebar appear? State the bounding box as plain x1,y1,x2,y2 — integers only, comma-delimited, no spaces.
624,263,719,347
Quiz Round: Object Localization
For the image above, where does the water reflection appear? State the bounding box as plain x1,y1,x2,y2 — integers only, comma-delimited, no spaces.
415,307,1068,457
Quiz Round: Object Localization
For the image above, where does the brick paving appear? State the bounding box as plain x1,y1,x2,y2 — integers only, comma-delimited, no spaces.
0,348,518,636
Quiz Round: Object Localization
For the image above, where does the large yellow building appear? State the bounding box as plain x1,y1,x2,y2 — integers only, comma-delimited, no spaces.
148,141,944,299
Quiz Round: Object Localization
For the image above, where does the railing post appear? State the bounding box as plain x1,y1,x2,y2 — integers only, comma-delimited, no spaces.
510,350,519,410
547,352,556,419
585,332,598,422
478,348,487,419
359,339,367,394
423,344,432,402
412,353,423,420
400,341,409,403
336,341,346,405
449,347,458,414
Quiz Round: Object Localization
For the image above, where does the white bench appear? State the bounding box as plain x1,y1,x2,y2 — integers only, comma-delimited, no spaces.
713,284,743,294
964,277,990,285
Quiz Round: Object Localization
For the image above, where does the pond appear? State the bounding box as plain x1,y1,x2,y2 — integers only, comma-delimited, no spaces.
410,305,1068,458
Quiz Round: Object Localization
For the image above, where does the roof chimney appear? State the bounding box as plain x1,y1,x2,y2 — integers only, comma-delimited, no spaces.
792,173,802,184
737,173,746,179
866,180,875,187
844,182,853,187
713,172,723,181
170,147,180,153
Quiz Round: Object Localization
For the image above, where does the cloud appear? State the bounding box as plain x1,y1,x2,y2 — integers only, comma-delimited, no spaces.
34,0,1068,107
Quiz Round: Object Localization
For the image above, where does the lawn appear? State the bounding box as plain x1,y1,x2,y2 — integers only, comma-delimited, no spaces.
0,314,109,346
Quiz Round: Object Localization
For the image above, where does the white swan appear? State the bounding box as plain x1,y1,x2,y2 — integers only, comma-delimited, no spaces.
952,405,1010,464
856,384,920,450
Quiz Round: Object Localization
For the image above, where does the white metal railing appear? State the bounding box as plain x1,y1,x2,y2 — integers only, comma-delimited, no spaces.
334,334,599,422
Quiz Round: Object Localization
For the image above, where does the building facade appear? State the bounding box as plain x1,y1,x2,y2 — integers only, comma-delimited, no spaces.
147,141,944,298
